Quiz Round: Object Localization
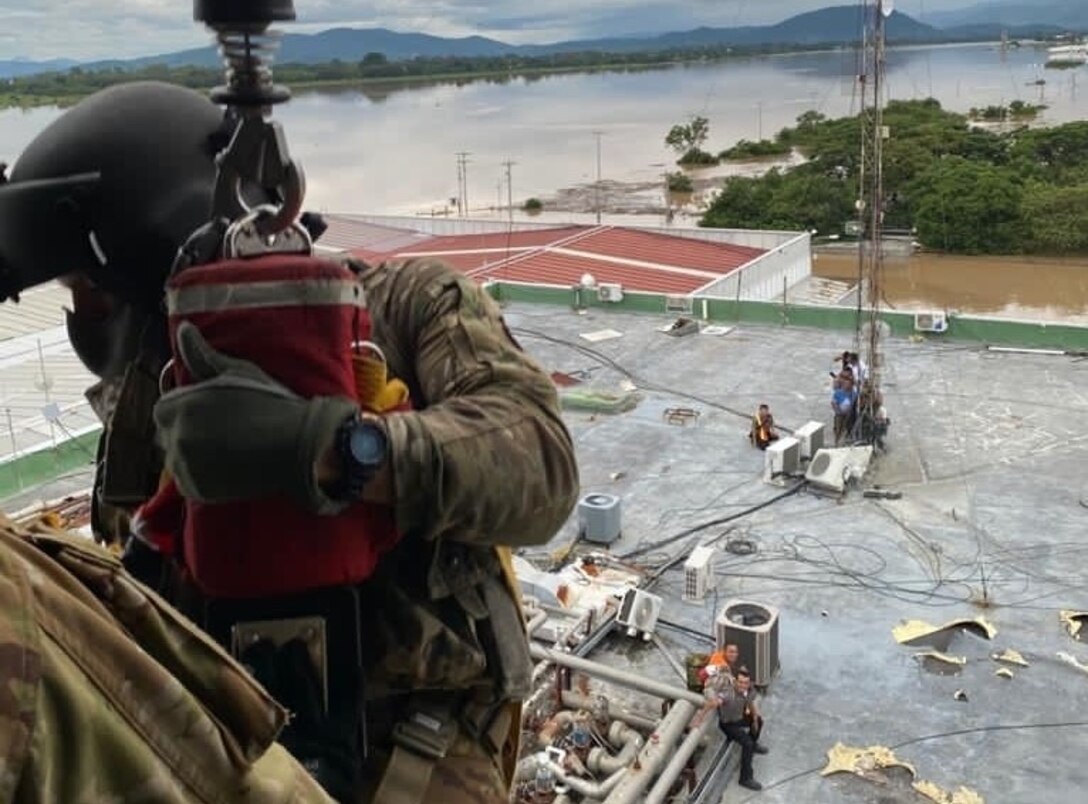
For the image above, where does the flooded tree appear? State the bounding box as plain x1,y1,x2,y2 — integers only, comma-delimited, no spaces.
665,115,718,166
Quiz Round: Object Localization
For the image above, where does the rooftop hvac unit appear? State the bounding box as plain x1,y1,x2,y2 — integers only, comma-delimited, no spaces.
794,421,826,461
715,599,780,687
805,448,850,494
616,587,663,640
764,436,800,479
683,545,716,602
914,311,948,334
597,283,624,303
577,493,622,544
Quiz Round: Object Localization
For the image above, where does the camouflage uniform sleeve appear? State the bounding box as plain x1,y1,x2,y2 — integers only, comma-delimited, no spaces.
360,258,579,546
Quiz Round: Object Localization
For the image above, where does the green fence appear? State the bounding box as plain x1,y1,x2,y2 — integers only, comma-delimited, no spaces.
485,282,1088,351
0,429,100,502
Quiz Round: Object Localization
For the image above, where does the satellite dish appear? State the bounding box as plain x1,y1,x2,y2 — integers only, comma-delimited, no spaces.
882,0,895,17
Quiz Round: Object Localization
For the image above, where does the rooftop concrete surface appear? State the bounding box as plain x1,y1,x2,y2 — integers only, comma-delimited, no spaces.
502,302,1088,803
5,300,1087,803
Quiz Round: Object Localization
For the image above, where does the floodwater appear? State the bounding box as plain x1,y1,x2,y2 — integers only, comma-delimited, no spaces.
814,251,1088,324
0,42,1086,319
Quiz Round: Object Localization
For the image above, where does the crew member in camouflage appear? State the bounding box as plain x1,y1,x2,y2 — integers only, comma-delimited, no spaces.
154,253,581,803
0,514,335,804
0,82,580,803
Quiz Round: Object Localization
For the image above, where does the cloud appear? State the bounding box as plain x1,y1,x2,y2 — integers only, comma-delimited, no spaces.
0,1,978,61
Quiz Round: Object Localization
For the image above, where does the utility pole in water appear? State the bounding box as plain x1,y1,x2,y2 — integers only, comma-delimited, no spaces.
593,131,604,225
502,160,516,224
456,151,471,216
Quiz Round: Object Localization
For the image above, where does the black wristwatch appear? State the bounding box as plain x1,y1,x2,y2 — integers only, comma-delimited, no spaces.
333,414,389,502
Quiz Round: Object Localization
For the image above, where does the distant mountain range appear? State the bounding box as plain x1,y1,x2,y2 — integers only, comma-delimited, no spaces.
0,58,78,78
0,4,1082,79
925,1,1086,31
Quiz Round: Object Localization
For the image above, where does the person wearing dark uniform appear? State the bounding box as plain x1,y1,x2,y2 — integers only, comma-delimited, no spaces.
716,669,768,791
0,80,580,804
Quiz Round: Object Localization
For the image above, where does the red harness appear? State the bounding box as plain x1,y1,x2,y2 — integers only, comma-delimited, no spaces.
134,255,404,599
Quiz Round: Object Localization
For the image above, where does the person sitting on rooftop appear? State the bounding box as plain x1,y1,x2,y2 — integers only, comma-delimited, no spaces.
749,404,780,450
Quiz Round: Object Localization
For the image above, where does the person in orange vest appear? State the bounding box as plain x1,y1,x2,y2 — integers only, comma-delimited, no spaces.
749,404,780,450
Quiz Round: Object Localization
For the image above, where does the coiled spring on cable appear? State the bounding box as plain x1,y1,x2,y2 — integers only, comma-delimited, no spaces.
210,27,289,108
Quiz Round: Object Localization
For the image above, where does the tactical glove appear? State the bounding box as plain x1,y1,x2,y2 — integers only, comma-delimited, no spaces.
153,321,357,515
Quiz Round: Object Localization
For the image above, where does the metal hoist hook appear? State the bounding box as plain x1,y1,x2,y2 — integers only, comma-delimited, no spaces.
191,1,310,261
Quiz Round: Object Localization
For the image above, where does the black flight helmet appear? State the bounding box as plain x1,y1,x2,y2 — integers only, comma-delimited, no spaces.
0,82,233,376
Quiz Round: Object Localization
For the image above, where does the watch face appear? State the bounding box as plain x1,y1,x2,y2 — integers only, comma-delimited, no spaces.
349,423,386,467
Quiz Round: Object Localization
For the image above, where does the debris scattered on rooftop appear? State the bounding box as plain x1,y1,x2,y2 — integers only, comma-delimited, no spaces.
822,744,984,802
1059,610,1088,641
1057,651,1088,676
663,407,701,426
863,488,903,500
995,667,1015,680
8,492,93,533
892,616,997,646
991,648,1029,667
658,317,699,337
821,743,916,780
579,328,624,342
954,689,969,702
550,370,583,387
560,388,641,414
913,779,986,804
913,651,967,667
701,325,734,336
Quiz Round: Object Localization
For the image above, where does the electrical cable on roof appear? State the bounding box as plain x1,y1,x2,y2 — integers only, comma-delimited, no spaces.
619,481,805,561
512,326,796,432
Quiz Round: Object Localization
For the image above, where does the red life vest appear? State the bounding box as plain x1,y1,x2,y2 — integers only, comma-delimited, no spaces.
135,255,405,600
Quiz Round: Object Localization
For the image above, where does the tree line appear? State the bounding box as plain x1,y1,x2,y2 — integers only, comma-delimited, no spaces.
0,42,845,108
697,99,1088,255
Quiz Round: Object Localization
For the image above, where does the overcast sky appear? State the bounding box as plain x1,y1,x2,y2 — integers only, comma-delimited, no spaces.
0,1,989,61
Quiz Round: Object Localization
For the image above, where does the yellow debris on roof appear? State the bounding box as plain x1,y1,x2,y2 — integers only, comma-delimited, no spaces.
821,743,916,778
1059,611,1087,640
913,651,966,667
913,779,985,804
892,616,997,645
994,667,1015,679
991,649,1029,667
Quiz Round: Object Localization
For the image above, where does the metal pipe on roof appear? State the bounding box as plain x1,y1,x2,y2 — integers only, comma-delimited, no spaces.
643,709,719,804
559,691,660,733
601,700,698,804
528,643,708,707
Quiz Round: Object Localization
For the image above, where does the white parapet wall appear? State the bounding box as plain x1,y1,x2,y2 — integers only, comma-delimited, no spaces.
336,213,807,253
695,232,812,302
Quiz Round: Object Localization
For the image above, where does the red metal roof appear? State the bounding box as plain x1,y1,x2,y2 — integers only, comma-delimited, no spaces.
399,227,586,254
570,227,764,274
481,252,711,294
339,222,768,294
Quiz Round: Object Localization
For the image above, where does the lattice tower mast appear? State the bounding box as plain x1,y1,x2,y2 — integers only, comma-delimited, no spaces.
856,0,889,433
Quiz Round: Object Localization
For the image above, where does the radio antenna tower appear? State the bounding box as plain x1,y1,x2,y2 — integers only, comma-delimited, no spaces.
855,0,890,444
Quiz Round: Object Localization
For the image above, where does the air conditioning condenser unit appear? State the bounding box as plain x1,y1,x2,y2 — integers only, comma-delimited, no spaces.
764,436,800,478
716,599,780,687
577,493,622,544
617,588,663,640
683,545,716,602
914,311,948,333
794,421,826,461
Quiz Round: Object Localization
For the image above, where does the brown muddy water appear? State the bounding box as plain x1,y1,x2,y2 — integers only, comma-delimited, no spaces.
813,251,1088,324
